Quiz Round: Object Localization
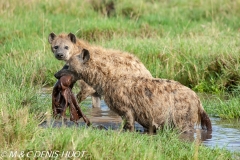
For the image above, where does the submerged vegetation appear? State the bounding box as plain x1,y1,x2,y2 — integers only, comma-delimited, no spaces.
0,0,240,159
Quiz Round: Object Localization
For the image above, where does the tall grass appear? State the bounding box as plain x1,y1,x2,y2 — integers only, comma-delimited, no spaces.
203,95,240,119
0,0,240,158
1,0,239,92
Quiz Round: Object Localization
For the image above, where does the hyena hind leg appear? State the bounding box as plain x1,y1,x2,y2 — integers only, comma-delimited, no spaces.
121,109,135,132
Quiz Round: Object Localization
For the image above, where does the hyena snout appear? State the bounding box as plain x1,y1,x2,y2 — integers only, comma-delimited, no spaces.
55,53,64,59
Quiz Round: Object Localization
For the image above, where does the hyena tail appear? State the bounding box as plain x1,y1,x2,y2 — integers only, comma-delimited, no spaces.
200,110,212,131
197,100,212,131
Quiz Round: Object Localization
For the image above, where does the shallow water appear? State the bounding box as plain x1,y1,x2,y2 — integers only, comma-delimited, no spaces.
202,117,240,152
83,98,240,152
40,89,240,152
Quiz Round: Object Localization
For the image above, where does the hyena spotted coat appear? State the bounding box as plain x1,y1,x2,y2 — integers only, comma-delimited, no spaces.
54,46,212,132
48,33,152,108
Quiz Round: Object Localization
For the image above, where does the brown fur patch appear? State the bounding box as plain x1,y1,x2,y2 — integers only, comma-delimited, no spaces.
145,88,152,98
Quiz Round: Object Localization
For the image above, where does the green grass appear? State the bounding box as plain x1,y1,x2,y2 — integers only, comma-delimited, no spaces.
203,95,240,119
1,0,240,159
1,0,239,91
0,112,236,160
21,127,236,159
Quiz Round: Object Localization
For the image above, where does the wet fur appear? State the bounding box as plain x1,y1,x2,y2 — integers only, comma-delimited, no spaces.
56,48,212,132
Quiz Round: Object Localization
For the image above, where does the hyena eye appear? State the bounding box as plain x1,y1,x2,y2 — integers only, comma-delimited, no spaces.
64,46,69,50
54,46,58,49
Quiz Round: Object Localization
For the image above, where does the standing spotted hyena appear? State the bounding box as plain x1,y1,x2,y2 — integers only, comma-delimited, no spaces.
52,36,212,132
48,32,152,108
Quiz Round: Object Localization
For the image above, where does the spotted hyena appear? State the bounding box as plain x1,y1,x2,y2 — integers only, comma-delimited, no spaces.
48,32,152,108
54,45,212,132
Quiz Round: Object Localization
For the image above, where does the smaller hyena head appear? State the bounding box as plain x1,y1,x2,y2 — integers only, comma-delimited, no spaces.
48,32,77,61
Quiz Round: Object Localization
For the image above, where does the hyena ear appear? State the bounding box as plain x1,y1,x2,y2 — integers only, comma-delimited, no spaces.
78,49,90,64
48,32,56,44
68,33,77,43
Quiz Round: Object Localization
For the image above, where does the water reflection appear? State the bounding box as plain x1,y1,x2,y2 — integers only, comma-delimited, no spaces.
203,118,240,152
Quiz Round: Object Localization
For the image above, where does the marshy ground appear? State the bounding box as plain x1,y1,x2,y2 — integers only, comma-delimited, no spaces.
40,95,240,152
1,0,240,159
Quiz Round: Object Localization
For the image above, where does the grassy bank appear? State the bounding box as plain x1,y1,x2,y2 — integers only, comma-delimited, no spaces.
0,0,240,159
1,0,239,92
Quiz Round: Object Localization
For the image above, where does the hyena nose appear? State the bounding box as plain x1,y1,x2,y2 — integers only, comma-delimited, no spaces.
56,53,64,58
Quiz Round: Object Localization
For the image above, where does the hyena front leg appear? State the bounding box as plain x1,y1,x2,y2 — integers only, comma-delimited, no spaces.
77,80,101,108
91,92,101,108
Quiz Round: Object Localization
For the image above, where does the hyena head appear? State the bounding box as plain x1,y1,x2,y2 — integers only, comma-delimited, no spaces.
54,48,90,81
70,48,90,72
48,32,77,61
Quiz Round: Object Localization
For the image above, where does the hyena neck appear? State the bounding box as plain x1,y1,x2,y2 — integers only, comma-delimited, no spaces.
79,64,115,96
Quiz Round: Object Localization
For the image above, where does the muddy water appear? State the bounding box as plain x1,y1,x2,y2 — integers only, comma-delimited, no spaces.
82,98,240,152
40,89,240,152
